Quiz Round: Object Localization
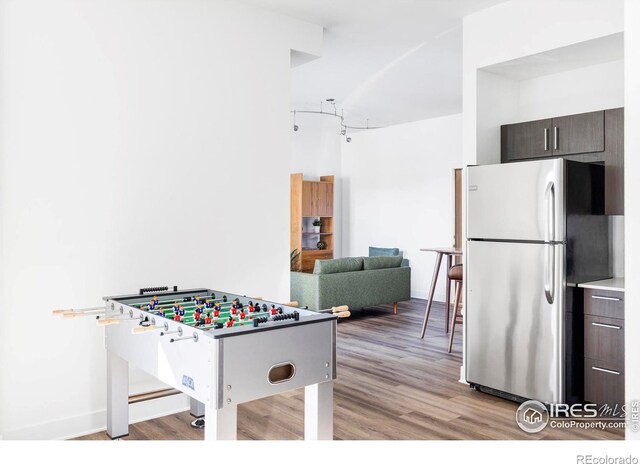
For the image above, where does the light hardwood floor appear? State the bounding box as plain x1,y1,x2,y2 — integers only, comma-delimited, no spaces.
78,299,623,440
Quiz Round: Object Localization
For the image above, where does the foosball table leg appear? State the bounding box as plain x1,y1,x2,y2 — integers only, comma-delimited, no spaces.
304,381,333,440
190,398,206,428
204,403,237,440
106,351,129,439
190,398,205,418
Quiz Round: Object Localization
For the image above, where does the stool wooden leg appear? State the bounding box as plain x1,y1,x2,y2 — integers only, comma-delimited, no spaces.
420,252,443,338
448,281,462,353
393,302,398,315
445,254,452,333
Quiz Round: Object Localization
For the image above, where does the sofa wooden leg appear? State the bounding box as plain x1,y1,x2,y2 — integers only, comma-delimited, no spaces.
393,302,398,315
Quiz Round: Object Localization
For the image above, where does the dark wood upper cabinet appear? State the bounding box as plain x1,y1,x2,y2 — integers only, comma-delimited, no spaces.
604,108,624,215
552,111,604,156
501,119,552,162
501,108,624,215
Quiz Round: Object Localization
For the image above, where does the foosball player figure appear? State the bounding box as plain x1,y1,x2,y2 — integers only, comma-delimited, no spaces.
178,306,186,317
204,312,212,325
213,307,220,318
248,301,255,313
270,304,278,316
205,299,213,309
231,304,238,315
239,310,246,320
172,303,180,313
226,316,235,328
194,311,201,322
195,304,204,314
174,312,181,322
152,296,159,307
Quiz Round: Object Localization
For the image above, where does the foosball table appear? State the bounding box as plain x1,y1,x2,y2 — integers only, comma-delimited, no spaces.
55,286,344,440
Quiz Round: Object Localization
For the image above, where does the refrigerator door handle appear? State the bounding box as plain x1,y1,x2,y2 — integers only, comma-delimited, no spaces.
544,244,555,304
545,181,555,243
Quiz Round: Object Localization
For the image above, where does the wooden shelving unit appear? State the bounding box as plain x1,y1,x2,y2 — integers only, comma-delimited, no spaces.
291,173,334,272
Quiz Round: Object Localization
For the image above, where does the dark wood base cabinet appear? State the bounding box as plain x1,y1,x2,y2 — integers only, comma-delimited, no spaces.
583,288,625,410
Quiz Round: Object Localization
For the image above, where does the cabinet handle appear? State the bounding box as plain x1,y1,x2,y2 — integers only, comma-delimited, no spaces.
592,366,621,376
553,126,559,150
592,295,623,302
591,322,621,330
544,128,549,151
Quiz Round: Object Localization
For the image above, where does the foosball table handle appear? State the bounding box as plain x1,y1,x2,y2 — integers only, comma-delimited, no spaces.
63,312,88,318
284,301,299,307
131,326,162,334
331,305,349,314
336,311,351,318
97,319,121,326
52,309,73,315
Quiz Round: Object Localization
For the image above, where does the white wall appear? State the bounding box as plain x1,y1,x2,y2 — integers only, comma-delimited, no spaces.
475,60,624,167
341,114,462,301
463,0,624,167
291,113,343,257
625,0,640,440
0,0,321,439
518,59,624,121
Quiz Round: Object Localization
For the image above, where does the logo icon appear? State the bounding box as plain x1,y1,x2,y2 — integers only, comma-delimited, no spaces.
182,375,195,390
516,400,549,433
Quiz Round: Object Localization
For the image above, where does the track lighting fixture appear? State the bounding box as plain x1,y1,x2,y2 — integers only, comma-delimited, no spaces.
291,99,380,143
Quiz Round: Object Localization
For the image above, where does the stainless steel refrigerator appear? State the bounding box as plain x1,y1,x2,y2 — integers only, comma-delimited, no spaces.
465,158,609,405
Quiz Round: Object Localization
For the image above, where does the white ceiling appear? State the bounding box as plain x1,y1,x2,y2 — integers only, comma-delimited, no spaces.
483,32,624,81
241,0,508,127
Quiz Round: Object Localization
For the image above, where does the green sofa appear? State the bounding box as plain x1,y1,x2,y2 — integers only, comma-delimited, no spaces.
290,256,411,313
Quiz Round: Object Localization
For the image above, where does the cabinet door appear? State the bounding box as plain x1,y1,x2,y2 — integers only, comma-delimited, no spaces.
316,182,333,217
501,119,552,162
301,181,333,217
552,111,604,156
604,108,624,215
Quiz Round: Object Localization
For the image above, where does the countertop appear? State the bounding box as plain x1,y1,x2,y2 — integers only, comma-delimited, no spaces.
578,277,625,292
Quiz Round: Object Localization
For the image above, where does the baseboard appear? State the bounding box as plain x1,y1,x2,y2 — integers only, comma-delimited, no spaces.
1,393,190,440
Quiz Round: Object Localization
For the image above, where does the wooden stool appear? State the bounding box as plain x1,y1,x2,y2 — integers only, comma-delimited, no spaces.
448,264,463,353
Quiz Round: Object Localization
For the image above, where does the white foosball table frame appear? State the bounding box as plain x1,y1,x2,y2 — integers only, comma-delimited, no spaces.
102,288,337,441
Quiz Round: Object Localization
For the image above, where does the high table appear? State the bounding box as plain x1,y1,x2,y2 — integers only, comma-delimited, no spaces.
419,247,463,338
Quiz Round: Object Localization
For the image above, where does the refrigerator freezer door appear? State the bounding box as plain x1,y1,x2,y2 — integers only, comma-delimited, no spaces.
467,159,565,243
465,240,565,404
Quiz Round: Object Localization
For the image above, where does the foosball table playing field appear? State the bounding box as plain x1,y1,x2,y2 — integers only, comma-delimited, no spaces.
54,286,347,440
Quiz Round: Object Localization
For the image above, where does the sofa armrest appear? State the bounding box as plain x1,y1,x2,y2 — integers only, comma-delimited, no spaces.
290,271,321,311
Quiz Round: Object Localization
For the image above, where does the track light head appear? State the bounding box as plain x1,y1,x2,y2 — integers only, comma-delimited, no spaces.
346,136,352,143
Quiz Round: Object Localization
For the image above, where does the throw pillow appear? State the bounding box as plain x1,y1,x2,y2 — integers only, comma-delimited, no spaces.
363,256,403,270
313,257,364,275
369,246,400,257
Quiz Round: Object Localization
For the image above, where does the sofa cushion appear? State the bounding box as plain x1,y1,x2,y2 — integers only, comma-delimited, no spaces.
363,255,403,270
369,246,400,257
313,257,364,275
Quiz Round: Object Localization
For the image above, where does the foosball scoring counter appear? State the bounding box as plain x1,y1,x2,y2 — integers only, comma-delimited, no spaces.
54,286,343,440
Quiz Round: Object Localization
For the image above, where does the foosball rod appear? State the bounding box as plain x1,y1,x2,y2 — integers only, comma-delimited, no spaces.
140,294,264,307
52,306,105,316
96,316,140,326
317,305,351,318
